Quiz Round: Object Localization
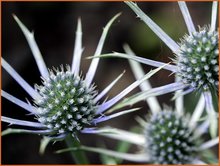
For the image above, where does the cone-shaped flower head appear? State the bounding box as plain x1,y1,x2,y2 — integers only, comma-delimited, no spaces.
145,110,198,164
122,1,219,95
177,27,218,90
35,66,97,136
98,1,218,137
2,14,161,140
64,106,219,164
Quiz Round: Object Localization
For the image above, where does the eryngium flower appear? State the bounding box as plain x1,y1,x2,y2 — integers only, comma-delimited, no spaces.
177,27,218,90
74,49,218,164
99,1,219,137
2,14,155,140
124,1,219,92
146,110,198,164
110,106,218,164
93,107,218,164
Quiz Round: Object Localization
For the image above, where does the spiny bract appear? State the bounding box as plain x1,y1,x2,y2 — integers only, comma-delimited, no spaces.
145,110,198,164
35,65,97,136
177,27,219,91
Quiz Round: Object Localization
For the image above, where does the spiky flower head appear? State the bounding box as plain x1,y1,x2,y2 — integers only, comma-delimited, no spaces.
2,13,155,142
35,65,97,136
117,1,219,137
145,110,198,164
177,27,219,91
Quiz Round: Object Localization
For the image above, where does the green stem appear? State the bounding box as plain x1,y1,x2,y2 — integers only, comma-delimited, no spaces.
65,134,89,164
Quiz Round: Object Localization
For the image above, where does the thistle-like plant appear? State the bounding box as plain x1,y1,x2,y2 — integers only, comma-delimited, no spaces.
2,14,163,148
64,47,219,164
96,1,219,137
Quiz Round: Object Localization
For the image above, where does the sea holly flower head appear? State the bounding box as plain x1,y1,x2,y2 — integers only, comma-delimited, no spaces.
123,1,219,95
2,14,161,140
35,65,98,136
83,106,218,164
97,1,219,137
145,109,198,164
177,26,219,91
128,106,218,165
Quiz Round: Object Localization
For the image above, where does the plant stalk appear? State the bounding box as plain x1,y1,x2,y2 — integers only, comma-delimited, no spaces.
65,134,89,164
